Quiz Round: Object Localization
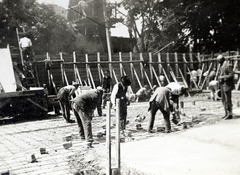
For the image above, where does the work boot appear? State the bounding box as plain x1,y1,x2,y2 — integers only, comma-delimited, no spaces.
66,119,75,123
224,115,233,120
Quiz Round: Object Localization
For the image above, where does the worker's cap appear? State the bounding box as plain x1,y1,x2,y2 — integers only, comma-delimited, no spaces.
143,85,149,89
72,82,79,86
217,55,225,61
97,86,103,90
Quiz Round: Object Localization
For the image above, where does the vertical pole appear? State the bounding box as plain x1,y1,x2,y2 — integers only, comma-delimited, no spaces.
103,0,113,78
189,52,193,69
46,52,51,87
59,52,65,86
140,53,144,85
149,53,153,85
119,52,123,77
116,99,120,174
106,101,111,175
85,54,91,86
182,53,187,86
174,52,179,78
129,52,135,90
166,53,170,81
158,53,162,75
97,52,102,83
73,52,77,82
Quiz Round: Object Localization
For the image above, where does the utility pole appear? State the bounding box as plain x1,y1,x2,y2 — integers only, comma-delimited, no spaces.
102,0,113,78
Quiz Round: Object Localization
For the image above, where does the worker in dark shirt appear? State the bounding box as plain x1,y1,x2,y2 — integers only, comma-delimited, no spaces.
57,82,79,123
71,89,103,148
102,70,112,109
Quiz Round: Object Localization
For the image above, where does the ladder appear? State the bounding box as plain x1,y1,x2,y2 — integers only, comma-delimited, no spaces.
16,28,36,89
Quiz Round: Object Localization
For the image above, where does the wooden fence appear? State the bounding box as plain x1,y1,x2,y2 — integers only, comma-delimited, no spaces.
32,52,240,95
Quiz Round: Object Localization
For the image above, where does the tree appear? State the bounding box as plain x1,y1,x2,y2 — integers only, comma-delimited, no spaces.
0,0,77,54
122,0,240,53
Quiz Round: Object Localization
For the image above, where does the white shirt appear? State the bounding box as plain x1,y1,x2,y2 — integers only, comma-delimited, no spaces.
190,70,198,81
19,37,32,48
110,83,131,106
166,82,183,95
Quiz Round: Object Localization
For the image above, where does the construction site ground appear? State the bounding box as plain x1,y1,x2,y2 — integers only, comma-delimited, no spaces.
1,91,240,175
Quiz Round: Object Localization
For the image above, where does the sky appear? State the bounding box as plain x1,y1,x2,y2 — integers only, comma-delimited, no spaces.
36,0,130,37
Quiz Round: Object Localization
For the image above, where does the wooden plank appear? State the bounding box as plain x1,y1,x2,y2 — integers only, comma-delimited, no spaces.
174,52,179,77
106,101,111,175
200,63,213,90
151,66,161,87
139,53,144,85
97,52,102,83
85,54,91,86
182,54,199,89
149,53,153,85
115,99,120,171
158,53,170,84
26,98,48,112
0,98,11,108
87,66,96,89
112,68,119,83
60,53,65,85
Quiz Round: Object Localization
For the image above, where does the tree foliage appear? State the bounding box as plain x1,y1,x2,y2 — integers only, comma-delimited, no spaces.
0,0,77,54
122,0,240,53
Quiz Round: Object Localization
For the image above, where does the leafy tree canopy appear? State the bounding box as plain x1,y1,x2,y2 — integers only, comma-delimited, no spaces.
122,0,240,53
0,0,77,54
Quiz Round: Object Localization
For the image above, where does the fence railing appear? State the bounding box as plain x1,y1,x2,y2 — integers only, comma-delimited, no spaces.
32,51,240,94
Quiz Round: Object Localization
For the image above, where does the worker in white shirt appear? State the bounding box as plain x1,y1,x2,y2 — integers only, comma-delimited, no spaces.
111,76,131,130
19,34,33,62
166,82,188,124
190,69,198,89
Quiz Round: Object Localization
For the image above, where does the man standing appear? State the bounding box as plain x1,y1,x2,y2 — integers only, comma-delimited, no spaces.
71,89,103,148
102,70,112,109
57,82,79,123
217,55,235,120
111,76,131,131
19,34,33,62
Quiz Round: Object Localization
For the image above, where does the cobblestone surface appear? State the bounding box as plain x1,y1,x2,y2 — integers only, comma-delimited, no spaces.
0,92,240,174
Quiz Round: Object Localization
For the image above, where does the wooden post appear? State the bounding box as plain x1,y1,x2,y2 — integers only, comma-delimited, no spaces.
158,53,162,74
183,54,198,89
149,53,153,85
88,66,96,89
103,0,113,78
106,101,111,175
189,52,193,69
129,52,136,90
59,52,65,86
174,52,179,78
201,63,212,90
116,99,120,174
119,52,123,77
183,53,187,83
73,52,77,82
166,53,171,81
85,54,91,86
158,53,170,84
112,68,119,84
97,52,102,83
139,53,144,85
151,66,161,87
198,56,205,87
46,52,51,87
